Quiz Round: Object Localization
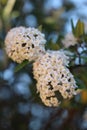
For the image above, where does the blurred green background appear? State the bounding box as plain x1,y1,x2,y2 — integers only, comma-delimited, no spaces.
0,0,87,130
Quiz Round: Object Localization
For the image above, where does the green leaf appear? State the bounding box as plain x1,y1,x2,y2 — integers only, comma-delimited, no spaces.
46,40,60,50
72,66,87,87
14,60,29,72
84,35,87,43
38,25,42,32
71,19,75,35
76,78,86,89
75,19,84,37
81,55,87,63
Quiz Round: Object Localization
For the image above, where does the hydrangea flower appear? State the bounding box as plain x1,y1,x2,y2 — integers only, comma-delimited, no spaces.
62,32,77,48
5,27,46,63
33,50,78,106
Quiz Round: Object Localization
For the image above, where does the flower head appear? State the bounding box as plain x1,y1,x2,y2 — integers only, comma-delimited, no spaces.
33,50,78,106
62,32,77,48
5,27,46,63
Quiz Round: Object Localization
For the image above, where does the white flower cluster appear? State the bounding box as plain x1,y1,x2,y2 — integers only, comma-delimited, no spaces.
62,32,77,48
33,50,78,106
5,27,79,107
5,27,46,63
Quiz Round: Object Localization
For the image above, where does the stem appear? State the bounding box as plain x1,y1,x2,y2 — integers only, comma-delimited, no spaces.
69,64,87,71
77,44,82,65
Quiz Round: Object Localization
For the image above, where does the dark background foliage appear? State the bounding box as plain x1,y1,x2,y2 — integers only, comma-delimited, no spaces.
0,0,87,130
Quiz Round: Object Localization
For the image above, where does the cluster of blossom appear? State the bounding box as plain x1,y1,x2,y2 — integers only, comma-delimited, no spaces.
62,32,77,48
33,50,78,106
5,27,46,63
5,27,79,107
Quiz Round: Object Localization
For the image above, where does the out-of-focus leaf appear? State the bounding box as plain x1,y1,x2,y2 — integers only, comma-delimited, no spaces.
84,35,87,43
56,34,64,48
0,0,7,5
76,77,86,89
14,60,29,72
29,81,42,104
11,11,20,19
74,19,84,37
38,25,42,32
72,66,87,86
46,40,60,50
52,7,65,18
3,0,16,20
81,56,87,63
81,89,87,104
44,8,64,25
44,17,56,24
71,19,75,35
